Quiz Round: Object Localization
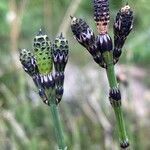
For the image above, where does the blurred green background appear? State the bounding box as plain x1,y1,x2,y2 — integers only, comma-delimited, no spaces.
0,0,150,150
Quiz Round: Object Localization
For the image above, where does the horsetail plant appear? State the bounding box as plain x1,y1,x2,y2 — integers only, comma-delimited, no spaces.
19,29,68,150
71,0,133,149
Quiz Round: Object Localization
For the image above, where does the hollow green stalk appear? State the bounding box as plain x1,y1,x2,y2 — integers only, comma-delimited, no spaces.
102,51,129,147
47,89,67,150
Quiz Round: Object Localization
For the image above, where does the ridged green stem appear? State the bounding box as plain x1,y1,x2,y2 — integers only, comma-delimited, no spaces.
50,104,67,150
47,89,67,150
34,77,67,149
103,51,129,147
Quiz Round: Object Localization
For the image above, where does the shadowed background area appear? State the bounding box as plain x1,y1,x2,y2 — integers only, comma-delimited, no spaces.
0,0,150,149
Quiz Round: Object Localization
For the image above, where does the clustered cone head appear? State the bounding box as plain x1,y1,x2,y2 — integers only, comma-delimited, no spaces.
19,49,38,76
113,4,133,59
53,33,69,72
33,29,53,75
19,30,69,106
71,2,133,65
93,0,110,34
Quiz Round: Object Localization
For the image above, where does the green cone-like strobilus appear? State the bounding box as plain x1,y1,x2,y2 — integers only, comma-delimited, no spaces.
33,29,54,89
33,29,53,74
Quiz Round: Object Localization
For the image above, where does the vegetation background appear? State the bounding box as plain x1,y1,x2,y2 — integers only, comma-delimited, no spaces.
0,0,150,149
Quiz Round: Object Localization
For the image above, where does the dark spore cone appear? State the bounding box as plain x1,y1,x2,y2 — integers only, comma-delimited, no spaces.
19,49,38,77
71,16,95,49
53,33,69,103
93,0,110,34
70,16,106,67
113,4,133,60
93,0,110,22
53,33,69,72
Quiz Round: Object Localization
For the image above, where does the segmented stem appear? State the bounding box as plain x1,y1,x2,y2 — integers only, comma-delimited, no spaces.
47,89,67,150
103,51,129,148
